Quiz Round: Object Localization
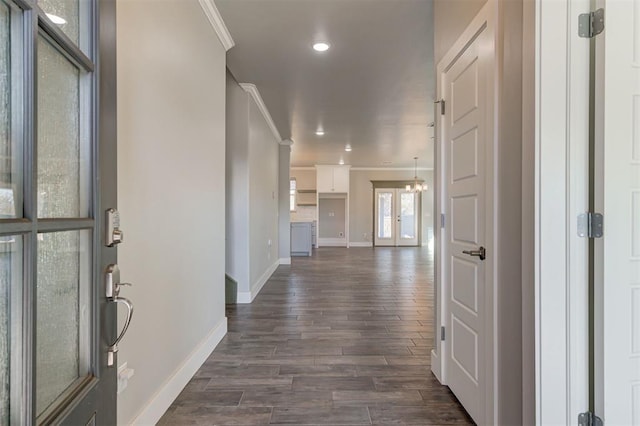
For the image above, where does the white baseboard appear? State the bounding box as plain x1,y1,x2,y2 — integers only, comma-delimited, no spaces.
431,349,443,383
130,318,228,425
349,242,373,247
279,257,291,265
237,260,279,304
318,238,347,247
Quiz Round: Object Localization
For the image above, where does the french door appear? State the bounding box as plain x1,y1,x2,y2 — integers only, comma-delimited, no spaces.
0,0,118,424
374,188,419,247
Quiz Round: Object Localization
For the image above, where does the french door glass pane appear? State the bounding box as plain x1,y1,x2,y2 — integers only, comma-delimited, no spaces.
0,3,21,219
36,230,90,416
37,37,89,218
400,193,416,239
38,0,79,45
0,235,21,424
378,193,393,239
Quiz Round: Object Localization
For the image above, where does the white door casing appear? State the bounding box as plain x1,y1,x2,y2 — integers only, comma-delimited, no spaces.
595,0,640,422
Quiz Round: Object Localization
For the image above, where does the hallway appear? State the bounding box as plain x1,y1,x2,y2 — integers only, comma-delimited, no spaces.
159,248,472,425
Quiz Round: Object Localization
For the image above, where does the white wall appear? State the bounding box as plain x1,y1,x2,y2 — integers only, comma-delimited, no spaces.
349,170,434,246
225,71,250,292
116,1,227,424
226,76,281,301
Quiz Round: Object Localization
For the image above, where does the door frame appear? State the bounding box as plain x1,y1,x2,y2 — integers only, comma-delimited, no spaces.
534,0,591,424
432,2,497,424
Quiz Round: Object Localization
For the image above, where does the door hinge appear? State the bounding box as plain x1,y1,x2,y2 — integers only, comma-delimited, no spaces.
435,99,445,115
441,214,445,229
578,8,604,38
577,212,603,238
441,326,446,341
578,412,603,426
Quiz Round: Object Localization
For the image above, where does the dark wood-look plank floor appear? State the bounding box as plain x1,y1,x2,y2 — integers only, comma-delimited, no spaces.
159,247,474,425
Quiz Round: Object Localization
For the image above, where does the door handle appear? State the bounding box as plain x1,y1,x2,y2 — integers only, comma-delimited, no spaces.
105,264,135,366
107,296,134,366
462,246,486,261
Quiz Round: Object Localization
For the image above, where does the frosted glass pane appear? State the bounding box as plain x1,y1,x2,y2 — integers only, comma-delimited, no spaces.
400,193,416,239
36,230,90,416
0,3,21,219
38,0,79,44
0,236,21,425
378,193,393,239
37,37,89,218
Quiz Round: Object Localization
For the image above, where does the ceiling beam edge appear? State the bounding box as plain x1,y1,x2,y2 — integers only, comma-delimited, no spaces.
239,83,284,144
198,0,235,51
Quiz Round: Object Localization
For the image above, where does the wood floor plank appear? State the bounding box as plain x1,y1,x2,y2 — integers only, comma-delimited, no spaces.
158,247,473,425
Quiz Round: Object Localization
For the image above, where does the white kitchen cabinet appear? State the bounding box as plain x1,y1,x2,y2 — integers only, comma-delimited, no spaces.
315,165,350,193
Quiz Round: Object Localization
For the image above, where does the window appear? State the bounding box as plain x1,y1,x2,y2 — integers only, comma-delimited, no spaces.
290,178,296,211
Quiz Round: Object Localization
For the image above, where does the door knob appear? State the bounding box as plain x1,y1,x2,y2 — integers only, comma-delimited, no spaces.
462,246,486,261
105,264,135,366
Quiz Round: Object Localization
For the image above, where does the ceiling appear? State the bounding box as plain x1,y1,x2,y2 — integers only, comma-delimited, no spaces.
216,0,435,168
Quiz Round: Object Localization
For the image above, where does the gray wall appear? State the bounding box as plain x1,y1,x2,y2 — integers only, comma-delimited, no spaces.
226,74,280,297
434,0,487,64
225,70,250,291
248,100,280,287
278,145,291,260
349,170,434,245
116,1,227,423
318,198,346,238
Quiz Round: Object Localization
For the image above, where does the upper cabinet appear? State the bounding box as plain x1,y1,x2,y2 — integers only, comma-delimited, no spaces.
316,165,350,193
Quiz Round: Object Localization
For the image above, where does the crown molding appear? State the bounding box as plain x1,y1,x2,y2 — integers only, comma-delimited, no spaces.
239,83,283,144
198,0,235,51
280,139,294,146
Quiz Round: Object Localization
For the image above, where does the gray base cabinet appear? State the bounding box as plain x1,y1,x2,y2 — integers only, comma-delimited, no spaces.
291,222,313,256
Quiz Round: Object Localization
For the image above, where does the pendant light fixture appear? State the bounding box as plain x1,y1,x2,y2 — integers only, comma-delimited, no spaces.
406,157,426,192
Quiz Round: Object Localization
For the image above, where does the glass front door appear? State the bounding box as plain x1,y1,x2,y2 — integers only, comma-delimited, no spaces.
0,0,117,424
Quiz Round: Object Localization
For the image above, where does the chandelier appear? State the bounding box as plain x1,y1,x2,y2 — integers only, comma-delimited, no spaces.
406,157,426,192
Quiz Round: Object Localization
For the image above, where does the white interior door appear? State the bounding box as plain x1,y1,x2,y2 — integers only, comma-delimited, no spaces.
595,0,640,422
374,188,419,247
443,22,488,424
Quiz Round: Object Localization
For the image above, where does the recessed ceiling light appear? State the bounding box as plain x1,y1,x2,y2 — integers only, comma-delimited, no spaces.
315,130,325,136
46,13,67,25
313,42,330,52
345,144,352,152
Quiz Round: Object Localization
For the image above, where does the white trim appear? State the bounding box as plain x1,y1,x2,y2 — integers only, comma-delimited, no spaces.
430,349,442,381
279,257,291,265
280,139,294,147
317,238,347,247
129,318,228,425
197,0,235,51
348,242,373,248
237,260,280,304
240,83,283,143
290,166,315,171
535,0,591,423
